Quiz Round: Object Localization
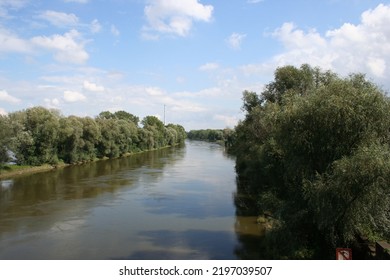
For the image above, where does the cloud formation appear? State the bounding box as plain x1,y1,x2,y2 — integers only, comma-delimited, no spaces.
0,0,27,17
227,33,246,50
0,90,21,103
31,29,89,64
143,0,213,38
83,81,105,92
279,4,389,77
242,3,390,86
37,10,79,28
0,27,32,53
111,25,120,36
199,62,219,71
90,19,102,33
63,90,86,102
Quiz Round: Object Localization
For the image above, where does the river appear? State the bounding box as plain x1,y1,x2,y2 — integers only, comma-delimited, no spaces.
0,140,264,260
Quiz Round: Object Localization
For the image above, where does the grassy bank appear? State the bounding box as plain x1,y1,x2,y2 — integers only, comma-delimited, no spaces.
0,164,60,179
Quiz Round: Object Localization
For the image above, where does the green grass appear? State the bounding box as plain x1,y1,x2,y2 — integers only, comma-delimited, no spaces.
0,164,55,179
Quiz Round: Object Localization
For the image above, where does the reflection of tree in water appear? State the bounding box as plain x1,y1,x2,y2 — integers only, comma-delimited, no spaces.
233,176,327,260
0,145,185,231
114,230,236,260
233,176,269,259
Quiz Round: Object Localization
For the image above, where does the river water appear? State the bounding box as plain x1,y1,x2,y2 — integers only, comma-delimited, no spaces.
0,141,264,260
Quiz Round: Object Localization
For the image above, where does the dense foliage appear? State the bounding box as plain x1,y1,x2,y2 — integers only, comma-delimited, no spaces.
0,108,186,166
230,64,390,258
187,128,234,144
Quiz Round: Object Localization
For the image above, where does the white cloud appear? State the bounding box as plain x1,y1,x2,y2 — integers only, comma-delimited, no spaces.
44,97,60,108
272,22,326,50
37,10,79,28
243,3,390,83
199,62,219,71
146,87,164,96
0,27,32,53
143,0,213,38
0,0,28,17
63,90,86,102
90,19,102,33
0,0,27,8
227,33,246,50
83,81,105,92
214,114,239,128
0,90,21,103
111,25,120,36
175,87,222,98
0,108,7,115
172,104,206,113
31,29,89,64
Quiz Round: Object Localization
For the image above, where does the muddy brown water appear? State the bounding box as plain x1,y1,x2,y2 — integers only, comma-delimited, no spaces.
0,141,264,260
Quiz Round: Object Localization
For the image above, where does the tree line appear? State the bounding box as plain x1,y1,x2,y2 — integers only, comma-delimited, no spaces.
0,108,186,167
229,64,390,259
187,128,234,144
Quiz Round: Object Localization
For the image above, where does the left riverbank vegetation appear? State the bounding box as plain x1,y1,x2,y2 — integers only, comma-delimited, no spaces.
0,108,186,174
229,64,390,259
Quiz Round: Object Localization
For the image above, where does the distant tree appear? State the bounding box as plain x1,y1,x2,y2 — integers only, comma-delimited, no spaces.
142,116,164,130
95,117,121,158
98,111,115,119
167,124,186,143
142,116,166,148
80,117,101,161
9,107,60,165
113,110,139,126
2,107,185,166
57,116,84,163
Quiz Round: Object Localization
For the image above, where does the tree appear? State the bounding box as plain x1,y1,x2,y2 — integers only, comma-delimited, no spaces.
80,117,101,161
0,115,11,167
142,116,166,148
230,64,390,257
2,107,185,166
57,116,84,163
167,124,186,143
114,110,139,126
306,143,390,246
241,90,260,113
8,107,60,165
95,117,121,158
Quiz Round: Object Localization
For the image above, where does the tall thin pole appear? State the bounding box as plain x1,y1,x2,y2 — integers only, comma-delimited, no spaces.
164,104,166,125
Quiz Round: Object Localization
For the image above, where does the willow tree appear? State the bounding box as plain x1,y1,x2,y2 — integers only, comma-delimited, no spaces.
0,115,11,167
231,64,390,258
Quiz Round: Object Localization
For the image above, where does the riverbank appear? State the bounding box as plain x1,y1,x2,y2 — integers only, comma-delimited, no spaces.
0,144,182,180
0,164,62,179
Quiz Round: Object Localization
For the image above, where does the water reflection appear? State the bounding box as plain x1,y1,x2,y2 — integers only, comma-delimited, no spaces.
0,141,266,260
232,174,272,259
115,230,236,260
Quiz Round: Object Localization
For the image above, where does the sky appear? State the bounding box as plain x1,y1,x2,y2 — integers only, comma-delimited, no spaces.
0,0,390,130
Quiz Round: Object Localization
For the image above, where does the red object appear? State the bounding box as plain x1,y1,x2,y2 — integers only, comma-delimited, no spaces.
336,248,352,260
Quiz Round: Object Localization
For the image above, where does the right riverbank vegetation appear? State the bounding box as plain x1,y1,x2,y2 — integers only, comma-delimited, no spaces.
228,64,390,259
0,109,186,173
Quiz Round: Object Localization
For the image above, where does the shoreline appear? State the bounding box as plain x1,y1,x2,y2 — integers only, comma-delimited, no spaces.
0,144,182,180
0,164,61,180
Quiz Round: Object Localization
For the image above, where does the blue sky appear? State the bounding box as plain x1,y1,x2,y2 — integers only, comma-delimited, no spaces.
1,0,389,130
